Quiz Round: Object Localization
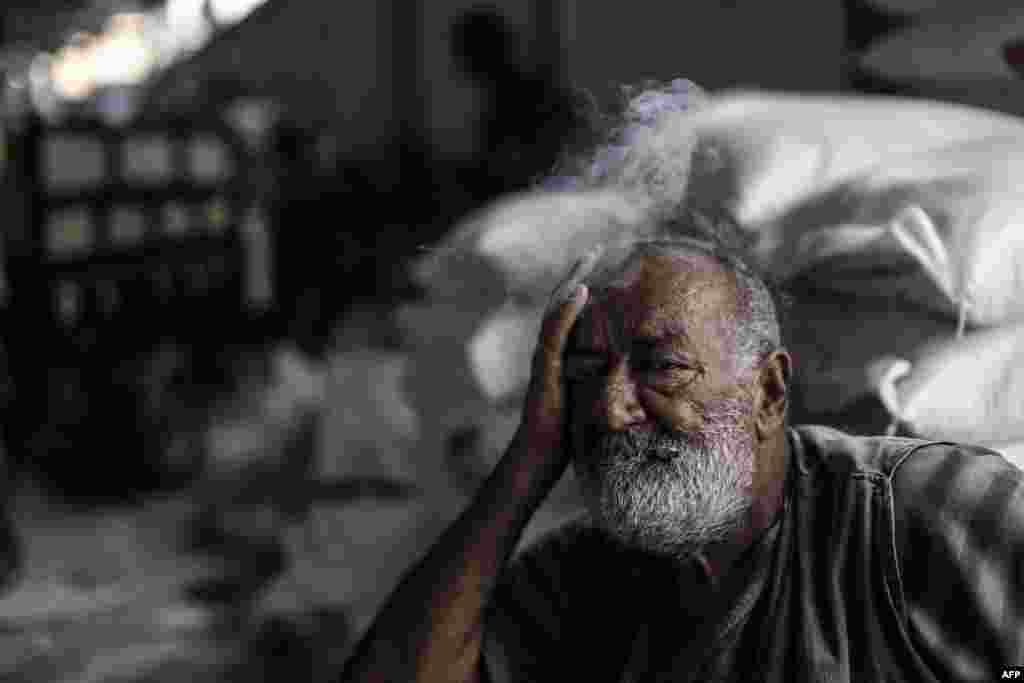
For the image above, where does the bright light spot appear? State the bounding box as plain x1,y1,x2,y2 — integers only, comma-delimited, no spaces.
48,13,160,101
20,0,268,115
50,45,94,100
209,0,268,27
92,15,156,85
164,0,211,54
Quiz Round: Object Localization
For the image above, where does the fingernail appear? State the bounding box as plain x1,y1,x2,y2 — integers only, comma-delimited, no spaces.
553,283,580,306
555,285,575,305
560,284,587,307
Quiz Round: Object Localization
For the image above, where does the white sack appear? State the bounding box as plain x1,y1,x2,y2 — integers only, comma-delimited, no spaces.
784,286,954,413
869,322,1024,445
690,91,1024,325
412,189,652,301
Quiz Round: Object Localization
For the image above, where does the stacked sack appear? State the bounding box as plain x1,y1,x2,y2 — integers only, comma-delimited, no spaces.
689,90,1024,464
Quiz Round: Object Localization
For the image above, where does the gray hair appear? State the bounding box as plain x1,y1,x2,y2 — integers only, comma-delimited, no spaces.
675,208,783,374
729,254,782,373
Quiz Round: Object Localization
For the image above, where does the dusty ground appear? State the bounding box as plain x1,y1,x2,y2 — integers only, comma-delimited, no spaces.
0,471,578,683
0,477,429,682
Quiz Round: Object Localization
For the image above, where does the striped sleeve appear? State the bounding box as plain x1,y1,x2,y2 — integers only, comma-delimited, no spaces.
891,443,1024,681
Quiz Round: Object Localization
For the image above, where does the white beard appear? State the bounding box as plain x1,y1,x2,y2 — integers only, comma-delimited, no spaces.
573,399,755,560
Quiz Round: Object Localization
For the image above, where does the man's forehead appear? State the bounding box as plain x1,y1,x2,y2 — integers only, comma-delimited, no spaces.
585,247,734,308
574,248,737,347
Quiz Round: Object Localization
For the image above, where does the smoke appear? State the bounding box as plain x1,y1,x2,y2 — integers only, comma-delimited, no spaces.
412,77,718,301
411,78,718,302
540,78,708,219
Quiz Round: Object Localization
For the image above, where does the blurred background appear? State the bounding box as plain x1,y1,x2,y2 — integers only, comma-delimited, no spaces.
0,0,1021,680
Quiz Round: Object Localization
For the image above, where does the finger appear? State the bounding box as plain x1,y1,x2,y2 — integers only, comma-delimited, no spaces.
548,246,604,309
537,282,589,365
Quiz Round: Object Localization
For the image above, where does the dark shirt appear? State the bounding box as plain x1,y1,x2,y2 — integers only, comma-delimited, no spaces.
483,425,1024,682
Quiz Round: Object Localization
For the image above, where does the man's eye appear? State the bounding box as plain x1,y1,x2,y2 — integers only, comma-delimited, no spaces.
637,358,688,373
636,359,700,383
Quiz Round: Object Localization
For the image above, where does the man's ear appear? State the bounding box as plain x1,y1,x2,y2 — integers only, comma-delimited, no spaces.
754,349,791,441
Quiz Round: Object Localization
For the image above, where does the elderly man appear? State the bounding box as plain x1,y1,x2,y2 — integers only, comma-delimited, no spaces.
341,222,1024,682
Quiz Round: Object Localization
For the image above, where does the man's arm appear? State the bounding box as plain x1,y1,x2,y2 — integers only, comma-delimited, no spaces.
339,257,597,683
892,443,1024,681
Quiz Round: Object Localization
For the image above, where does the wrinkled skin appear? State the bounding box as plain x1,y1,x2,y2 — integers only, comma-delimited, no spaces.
564,248,791,577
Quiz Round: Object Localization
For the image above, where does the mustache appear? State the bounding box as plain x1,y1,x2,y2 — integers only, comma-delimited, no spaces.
589,400,750,461
595,427,700,462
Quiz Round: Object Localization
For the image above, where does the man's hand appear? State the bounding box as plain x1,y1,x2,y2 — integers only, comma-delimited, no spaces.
339,248,603,683
515,248,602,462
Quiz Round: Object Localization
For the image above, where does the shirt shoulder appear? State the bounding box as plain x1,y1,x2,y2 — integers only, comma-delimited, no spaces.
791,423,967,481
888,440,1024,677
888,438,1024,555
888,438,1023,543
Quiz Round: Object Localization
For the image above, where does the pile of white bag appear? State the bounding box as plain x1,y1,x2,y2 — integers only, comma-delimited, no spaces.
690,91,1024,464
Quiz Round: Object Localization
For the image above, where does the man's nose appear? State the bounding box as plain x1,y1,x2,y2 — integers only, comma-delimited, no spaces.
599,360,646,431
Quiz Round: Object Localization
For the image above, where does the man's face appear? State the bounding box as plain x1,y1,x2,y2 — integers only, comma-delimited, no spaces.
565,248,758,559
